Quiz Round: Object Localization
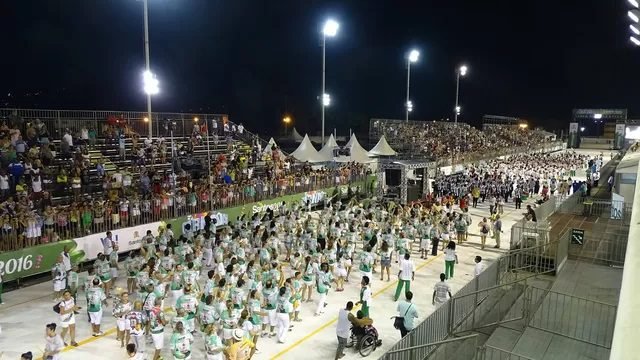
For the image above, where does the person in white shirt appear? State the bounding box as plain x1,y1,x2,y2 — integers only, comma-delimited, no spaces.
335,301,354,360
62,131,73,148
444,241,459,279
474,256,485,277
44,323,65,360
61,246,72,273
393,253,415,301
126,343,145,360
58,290,80,346
238,123,244,134
432,273,452,306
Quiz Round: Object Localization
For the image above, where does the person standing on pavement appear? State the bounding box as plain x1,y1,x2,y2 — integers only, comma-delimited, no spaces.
44,323,65,360
356,276,372,317
474,256,485,277
432,273,453,307
393,253,415,301
492,215,503,248
396,291,419,338
443,241,458,280
335,301,354,360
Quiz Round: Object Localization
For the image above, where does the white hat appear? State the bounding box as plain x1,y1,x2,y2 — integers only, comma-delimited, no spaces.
232,328,244,341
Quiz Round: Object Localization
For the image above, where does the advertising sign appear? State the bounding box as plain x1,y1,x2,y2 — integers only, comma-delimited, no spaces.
615,124,626,150
77,222,161,260
0,240,85,282
180,211,229,235
611,193,624,220
568,122,579,148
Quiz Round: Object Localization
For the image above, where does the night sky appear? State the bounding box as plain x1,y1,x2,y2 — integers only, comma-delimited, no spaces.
2,0,639,136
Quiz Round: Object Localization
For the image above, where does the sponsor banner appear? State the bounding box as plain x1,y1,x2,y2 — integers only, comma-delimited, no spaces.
0,239,84,282
611,193,624,220
76,222,162,260
180,211,229,235
301,190,327,207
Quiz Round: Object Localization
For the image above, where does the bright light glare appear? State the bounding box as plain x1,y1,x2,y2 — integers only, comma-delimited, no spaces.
594,113,603,119
194,117,199,122
143,70,160,95
631,36,640,46
455,106,461,114
519,123,528,129
283,116,291,124
406,101,413,112
322,93,331,106
459,65,468,76
629,0,639,8
632,24,640,36
629,10,640,23
580,127,586,132
143,117,149,123
408,50,420,63
323,19,339,37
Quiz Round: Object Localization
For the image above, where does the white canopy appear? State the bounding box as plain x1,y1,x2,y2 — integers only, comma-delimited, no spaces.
335,134,372,163
317,134,339,162
368,135,397,156
262,137,285,161
263,137,277,154
291,127,304,143
291,134,322,162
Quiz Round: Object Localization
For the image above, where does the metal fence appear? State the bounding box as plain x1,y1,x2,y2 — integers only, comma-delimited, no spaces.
509,219,551,251
383,334,480,360
477,345,535,360
528,287,618,348
567,223,629,267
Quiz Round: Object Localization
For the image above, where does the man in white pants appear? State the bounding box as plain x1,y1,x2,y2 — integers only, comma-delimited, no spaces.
86,278,107,336
315,263,333,316
276,287,292,344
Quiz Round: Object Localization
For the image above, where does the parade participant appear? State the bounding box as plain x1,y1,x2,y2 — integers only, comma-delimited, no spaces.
52,255,67,300
57,290,80,347
478,217,490,250
379,241,392,282
176,285,199,334
44,323,65,360
171,320,194,360
393,253,415,302
86,278,108,336
315,262,334,316
94,253,112,298
149,298,167,360
444,241,459,279
204,324,225,360
126,343,145,360
225,329,255,360
356,276,372,317
432,273,452,306
358,246,374,283
125,252,141,295
125,301,144,352
301,255,317,302
275,286,292,343
114,292,133,348
220,299,240,345
109,244,120,283
261,280,278,338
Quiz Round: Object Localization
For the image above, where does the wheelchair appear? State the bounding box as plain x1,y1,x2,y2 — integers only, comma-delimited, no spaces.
345,325,382,357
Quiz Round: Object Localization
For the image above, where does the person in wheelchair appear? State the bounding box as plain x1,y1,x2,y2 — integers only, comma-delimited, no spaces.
350,310,374,345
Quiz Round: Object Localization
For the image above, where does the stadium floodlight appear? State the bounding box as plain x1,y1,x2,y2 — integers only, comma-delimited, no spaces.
455,64,469,123
406,100,413,113
405,49,420,121
580,127,586,132
630,0,639,8
632,24,640,36
194,117,199,122
594,113,603,119
631,36,640,46
455,106,461,115
322,93,331,106
143,70,159,95
320,19,339,144
629,10,640,23
408,50,420,63
323,19,339,37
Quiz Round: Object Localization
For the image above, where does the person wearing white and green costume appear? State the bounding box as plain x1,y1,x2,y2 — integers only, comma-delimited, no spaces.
220,299,239,344
149,298,166,360
204,323,225,360
176,285,199,333
171,320,194,360
359,246,374,281
314,262,334,316
86,278,107,336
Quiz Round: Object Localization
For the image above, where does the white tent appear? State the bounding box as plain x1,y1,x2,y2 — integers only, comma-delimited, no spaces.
336,134,372,163
291,134,322,162
291,127,304,143
368,135,397,156
263,137,277,154
317,134,339,162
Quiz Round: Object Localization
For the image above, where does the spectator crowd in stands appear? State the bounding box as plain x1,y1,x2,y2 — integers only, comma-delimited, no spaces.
0,112,368,252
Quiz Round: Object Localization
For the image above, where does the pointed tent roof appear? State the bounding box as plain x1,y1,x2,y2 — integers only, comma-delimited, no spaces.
336,134,372,163
291,127,304,143
263,137,277,154
368,135,397,156
317,134,339,162
291,134,322,162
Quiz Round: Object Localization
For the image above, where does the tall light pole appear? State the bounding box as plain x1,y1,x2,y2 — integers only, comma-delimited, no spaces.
628,1,640,45
141,0,159,139
405,49,419,122
454,64,468,124
321,19,339,145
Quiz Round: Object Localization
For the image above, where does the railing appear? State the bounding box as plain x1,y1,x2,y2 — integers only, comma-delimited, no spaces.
509,219,551,251
0,173,369,252
477,345,535,360
567,223,629,267
382,334,479,360
528,287,617,348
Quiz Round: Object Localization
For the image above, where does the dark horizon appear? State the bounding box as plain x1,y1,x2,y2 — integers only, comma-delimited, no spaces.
2,0,639,136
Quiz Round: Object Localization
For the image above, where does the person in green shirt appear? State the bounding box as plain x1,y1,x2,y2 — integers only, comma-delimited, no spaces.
171,320,194,360
86,278,107,336
67,264,80,303
149,298,166,360
356,276,372,318
204,323,225,360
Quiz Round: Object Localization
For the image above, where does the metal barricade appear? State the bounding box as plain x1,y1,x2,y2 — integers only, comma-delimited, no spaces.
528,287,617,348
382,334,479,360
477,345,535,360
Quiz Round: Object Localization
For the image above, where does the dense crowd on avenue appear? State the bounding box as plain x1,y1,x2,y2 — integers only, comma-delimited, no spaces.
0,112,368,252
373,121,553,159
34,192,493,360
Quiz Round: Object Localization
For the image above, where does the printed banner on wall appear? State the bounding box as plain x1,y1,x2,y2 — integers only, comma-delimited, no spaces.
0,240,84,282
76,221,162,260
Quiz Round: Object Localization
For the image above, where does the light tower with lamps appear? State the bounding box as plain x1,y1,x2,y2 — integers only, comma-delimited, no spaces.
320,19,339,145
454,64,468,124
139,0,160,139
405,49,419,122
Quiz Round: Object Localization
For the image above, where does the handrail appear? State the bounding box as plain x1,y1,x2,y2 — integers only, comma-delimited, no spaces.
384,334,479,354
